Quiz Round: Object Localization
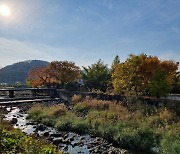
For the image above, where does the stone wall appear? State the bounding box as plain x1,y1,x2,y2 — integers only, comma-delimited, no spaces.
57,89,180,114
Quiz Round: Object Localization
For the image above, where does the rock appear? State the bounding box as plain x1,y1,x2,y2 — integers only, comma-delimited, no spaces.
10,118,17,124
63,133,68,139
63,138,71,144
19,109,24,113
26,122,35,125
36,124,46,131
72,142,78,147
33,125,36,128
87,144,94,149
69,136,75,142
50,133,62,137
47,136,53,141
43,132,49,137
64,145,68,151
52,137,64,144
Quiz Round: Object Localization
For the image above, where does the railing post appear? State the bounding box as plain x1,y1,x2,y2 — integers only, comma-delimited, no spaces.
31,90,37,97
9,90,14,98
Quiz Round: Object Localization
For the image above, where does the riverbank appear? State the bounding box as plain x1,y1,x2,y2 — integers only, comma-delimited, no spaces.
0,120,63,154
27,96,180,154
3,104,129,154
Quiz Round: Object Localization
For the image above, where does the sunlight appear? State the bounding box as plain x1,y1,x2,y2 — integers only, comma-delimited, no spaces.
0,5,11,17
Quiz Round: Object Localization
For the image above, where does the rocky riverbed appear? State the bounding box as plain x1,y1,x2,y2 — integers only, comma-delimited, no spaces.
2,105,130,154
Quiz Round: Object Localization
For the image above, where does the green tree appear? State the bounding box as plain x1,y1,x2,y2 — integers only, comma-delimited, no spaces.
111,55,120,73
82,59,110,92
147,69,172,98
171,72,180,94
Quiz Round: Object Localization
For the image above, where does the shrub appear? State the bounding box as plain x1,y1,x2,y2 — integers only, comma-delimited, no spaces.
160,123,180,154
71,94,83,104
27,104,44,122
55,113,89,133
74,99,110,113
1,121,63,154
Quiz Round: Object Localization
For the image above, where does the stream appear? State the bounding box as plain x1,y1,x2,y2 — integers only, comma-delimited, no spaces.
3,106,129,154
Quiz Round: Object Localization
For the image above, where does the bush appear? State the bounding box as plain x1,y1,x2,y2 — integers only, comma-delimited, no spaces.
74,99,110,113
27,100,180,154
160,123,180,154
1,121,63,154
55,113,89,133
71,94,83,104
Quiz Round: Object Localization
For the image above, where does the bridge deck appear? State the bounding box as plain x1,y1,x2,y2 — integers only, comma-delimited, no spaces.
0,98,60,105
0,88,56,92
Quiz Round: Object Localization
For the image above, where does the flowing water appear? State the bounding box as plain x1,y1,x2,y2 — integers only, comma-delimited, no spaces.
3,106,128,154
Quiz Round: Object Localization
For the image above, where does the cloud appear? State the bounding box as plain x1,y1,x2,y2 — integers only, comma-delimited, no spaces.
171,27,180,35
158,51,180,70
0,37,102,69
0,37,63,67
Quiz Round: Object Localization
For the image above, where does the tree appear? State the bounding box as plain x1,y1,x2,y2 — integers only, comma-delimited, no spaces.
50,61,81,87
27,66,56,87
112,53,179,97
112,54,146,96
111,55,120,73
27,61,81,88
172,72,180,94
82,59,110,92
147,69,171,98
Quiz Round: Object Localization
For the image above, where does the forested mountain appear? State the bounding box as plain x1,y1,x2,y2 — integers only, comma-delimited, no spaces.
0,60,49,84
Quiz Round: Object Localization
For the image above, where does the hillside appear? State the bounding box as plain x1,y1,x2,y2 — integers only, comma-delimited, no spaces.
0,60,49,84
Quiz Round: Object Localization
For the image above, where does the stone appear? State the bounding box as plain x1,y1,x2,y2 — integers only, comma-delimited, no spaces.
52,137,64,144
43,132,49,137
63,138,71,144
10,118,17,124
33,125,36,128
19,109,24,113
50,133,62,137
36,124,46,131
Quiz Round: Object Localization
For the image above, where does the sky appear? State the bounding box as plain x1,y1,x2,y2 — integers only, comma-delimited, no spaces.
0,0,180,68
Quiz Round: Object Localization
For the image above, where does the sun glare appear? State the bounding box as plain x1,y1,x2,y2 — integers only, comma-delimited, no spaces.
0,5,11,17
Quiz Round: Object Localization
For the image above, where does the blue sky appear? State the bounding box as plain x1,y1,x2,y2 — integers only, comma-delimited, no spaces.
0,0,180,68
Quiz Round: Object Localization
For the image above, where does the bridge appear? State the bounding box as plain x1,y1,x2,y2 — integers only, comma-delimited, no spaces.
0,88,57,98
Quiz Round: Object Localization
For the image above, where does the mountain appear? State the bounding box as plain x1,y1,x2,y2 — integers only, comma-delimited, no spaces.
0,60,49,84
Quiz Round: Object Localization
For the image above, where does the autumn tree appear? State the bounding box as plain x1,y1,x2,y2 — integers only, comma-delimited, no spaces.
27,61,81,88
82,59,110,92
112,54,146,96
112,53,178,97
49,61,81,87
27,66,56,87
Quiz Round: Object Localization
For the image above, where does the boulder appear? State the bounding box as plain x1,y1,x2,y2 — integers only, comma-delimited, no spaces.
43,132,49,137
52,137,64,144
50,133,62,137
10,118,17,124
36,124,46,131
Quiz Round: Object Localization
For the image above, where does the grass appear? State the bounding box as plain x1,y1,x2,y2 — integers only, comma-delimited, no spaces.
27,98,180,154
0,120,63,154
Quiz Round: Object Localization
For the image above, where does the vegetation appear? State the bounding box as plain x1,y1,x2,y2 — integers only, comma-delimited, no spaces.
27,98,180,153
27,61,81,87
82,59,110,92
112,54,178,97
24,53,179,97
0,120,63,154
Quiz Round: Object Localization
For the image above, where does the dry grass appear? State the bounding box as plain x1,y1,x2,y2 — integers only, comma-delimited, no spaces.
71,94,83,104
